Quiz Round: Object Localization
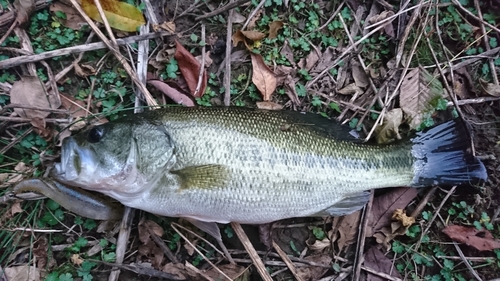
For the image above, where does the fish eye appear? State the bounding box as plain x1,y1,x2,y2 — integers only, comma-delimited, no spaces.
87,126,105,143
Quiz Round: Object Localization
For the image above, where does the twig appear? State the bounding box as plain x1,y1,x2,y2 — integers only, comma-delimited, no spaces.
172,222,226,260
242,0,266,30
108,207,135,281
0,116,70,123
315,3,344,32
352,190,373,281
147,221,179,263
231,222,273,281
230,249,347,265
361,265,403,281
194,24,206,97
409,186,438,218
195,0,250,21
436,256,496,262
93,260,185,280
0,32,169,69
272,241,305,281
453,242,483,281
224,1,234,106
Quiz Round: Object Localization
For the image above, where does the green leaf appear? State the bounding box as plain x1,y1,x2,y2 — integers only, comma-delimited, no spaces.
46,199,61,211
75,236,88,248
295,83,306,97
392,241,405,254
190,33,198,42
58,273,74,281
490,37,498,48
311,227,326,240
103,252,116,262
83,219,97,230
329,102,341,113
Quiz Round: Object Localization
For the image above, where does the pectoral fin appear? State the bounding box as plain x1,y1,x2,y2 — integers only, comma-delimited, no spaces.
316,191,370,217
172,165,229,190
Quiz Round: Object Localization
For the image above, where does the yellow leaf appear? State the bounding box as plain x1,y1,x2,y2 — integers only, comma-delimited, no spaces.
81,0,145,32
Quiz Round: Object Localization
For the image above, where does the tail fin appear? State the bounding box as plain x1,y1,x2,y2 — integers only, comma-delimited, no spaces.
410,119,487,187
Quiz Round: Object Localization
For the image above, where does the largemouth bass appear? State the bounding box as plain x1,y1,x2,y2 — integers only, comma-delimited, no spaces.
51,107,487,224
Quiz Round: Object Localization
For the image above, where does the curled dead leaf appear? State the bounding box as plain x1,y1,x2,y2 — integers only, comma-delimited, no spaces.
479,78,500,97
147,79,195,107
337,83,362,95
392,209,415,227
174,40,207,98
10,76,61,119
232,30,266,49
268,20,284,39
251,53,277,101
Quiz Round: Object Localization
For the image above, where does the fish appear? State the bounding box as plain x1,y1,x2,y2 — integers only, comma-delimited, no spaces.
51,107,487,224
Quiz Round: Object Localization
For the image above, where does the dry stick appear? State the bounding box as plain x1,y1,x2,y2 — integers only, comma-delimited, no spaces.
171,222,227,259
474,0,498,85
184,262,216,281
146,224,179,263
230,249,348,264
365,0,431,141
436,256,495,262
352,190,373,281
361,266,403,281
409,186,438,218
439,46,500,74
68,0,158,107
315,3,344,32
195,0,250,21
448,96,500,106
364,2,424,31
242,0,266,30
453,242,483,281
94,260,185,280
224,1,234,106
170,223,232,281
194,24,206,97
231,222,273,281
0,32,168,69
92,0,118,45
394,0,425,67
108,207,135,281
271,241,305,281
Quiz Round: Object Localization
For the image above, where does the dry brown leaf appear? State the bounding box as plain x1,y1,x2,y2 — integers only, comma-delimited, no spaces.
10,76,61,119
162,263,188,280
30,116,53,139
300,50,320,71
375,108,403,144
50,2,86,30
174,40,207,98
73,62,96,77
296,254,332,281
442,225,500,251
268,20,284,39
4,265,40,281
368,11,395,37
352,62,369,88
251,53,277,101
336,211,361,251
400,66,444,130
479,78,500,97
206,263,249,280
256,101,283,110
337,83,362,95
232,30,266,50
280,40,295,67
156,21,175,33
230,11,246,23
366,187,418,237
307,238,330,252
195,51,213,68
363,246,403,281
147,79,195,106
60,93,88,132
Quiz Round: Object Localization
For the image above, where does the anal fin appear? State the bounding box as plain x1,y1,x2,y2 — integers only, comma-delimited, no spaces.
315,191,371,217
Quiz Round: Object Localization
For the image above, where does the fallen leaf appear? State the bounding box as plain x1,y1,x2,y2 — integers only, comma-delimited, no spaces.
366,187,419,237
205,263,249,280
363,246,403,281
298,50,320,71
232,30,266,49
73,62,96,77
280,40,296,67
229,11,246,23
81,0,145,32
374,108,403,144
10,76,61,119
268,20,284,39
373,221,410,250
60,93,88,132
479,78,500,97
251,53,277,101
442,225,500,251
246,9,262,30
147,79,195,106
156,21,175,33
50,1,86,30
256,101,283,110
71,253,84,266
337,83,362,95
307,238,330,252
4,265,40,281
336,211,361,251
195,51,213,68
30,116,53,139
162,263,188,279
352,62,369,88
296,254,332,281
10,202,23,216
400,66,444,130
368,11,395,37
174,40,207,98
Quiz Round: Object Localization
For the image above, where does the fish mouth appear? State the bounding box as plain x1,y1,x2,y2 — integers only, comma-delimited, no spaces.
52,137,87,182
